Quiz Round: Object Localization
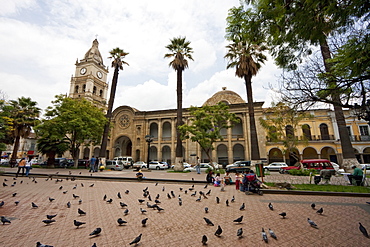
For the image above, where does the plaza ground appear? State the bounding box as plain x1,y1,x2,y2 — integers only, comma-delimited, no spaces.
1,168,370,246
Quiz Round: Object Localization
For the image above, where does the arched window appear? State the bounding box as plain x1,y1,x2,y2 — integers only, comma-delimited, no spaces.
285,125,294,140
93,86,97,94
82,84,86,92
75,85,79,93
99,89,103,97
320,123,329,140
302,124,312,140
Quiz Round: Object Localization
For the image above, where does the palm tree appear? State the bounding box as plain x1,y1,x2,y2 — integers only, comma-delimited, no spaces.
225,41,267,161
99,48,129,159
8,97,41,167
164,37,193,170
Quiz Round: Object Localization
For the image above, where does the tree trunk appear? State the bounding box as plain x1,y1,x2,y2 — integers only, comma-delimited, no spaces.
320,39,358,169
174,69,184,171
10,135,21,167
100,65,120,159
244,74,260,162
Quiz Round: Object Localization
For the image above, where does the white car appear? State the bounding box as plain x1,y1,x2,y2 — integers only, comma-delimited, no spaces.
360,164,370,174
184,163,213,172
133,161,147,170
263,162,288,171
148,161,169,170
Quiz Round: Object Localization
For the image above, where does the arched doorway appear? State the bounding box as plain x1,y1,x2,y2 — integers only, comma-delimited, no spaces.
302,147,318,159
217,144,228,165
233,144,244,162
321,146,337,163
162,146,171,164
268,148,284,163
113,136,132,158
83,147,90,159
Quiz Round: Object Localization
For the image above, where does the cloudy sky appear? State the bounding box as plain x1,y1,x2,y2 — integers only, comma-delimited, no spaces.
1,0,282,113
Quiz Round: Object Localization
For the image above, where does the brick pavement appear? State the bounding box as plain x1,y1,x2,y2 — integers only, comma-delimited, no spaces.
1,168,370,246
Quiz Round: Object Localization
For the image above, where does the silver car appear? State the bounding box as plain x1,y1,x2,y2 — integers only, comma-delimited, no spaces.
263,162,288,171
105,160,124,171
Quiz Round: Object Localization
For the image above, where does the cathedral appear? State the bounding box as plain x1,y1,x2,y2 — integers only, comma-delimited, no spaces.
67,39,370,166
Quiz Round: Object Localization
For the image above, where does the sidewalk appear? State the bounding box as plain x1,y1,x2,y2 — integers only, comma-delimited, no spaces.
1,168,370,246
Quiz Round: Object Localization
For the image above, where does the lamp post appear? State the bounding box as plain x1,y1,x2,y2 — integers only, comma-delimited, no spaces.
145,135,154,167
354,99,370,125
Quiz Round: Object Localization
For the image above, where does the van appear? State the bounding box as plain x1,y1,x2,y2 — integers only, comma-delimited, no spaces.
279,159,335,174
106,160,124,171
113,156,133,169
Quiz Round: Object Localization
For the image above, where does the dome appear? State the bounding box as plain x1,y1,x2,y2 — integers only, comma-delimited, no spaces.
84,39,104,65
203,87,246,106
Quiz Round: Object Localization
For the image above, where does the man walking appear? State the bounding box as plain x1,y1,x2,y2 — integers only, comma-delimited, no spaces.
196,156,201,174
89,156,96,173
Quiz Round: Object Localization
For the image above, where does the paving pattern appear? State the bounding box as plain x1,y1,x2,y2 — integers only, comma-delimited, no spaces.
1,168,370,247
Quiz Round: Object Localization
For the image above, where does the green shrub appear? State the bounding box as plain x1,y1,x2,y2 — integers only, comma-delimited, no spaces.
288,169,317,176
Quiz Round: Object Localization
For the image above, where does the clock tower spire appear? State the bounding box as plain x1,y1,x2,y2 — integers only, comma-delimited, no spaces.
69,39,108,111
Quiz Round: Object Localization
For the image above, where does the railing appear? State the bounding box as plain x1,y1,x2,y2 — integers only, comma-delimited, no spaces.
349,135,370,142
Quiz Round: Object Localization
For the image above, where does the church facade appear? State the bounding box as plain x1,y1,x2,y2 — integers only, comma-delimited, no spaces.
66,39,370,166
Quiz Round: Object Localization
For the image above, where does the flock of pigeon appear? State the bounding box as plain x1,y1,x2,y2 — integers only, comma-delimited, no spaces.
1,173,370,246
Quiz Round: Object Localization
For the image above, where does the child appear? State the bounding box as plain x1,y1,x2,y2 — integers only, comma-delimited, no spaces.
235,172,241,190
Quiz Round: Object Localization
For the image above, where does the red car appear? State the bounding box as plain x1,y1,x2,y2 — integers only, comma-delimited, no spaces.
279,159,335,174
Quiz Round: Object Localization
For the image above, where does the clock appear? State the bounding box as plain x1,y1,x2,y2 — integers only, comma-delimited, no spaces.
119,114,130,129
97,71,103,79
80,67,87,75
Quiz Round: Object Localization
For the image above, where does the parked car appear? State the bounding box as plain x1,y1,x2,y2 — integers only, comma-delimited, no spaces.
78,159,90,168
148,161,169,170
133,161,147,170
264,162,288,171
105,160,124,171
330,162,345,174
113,156,133,169
226,161,251,173
171,162,191,169
279,159,335,174
184,163,213,172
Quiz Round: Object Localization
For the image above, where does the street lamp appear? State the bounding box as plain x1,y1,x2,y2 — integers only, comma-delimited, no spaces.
145,135,154,166
354,99,370,125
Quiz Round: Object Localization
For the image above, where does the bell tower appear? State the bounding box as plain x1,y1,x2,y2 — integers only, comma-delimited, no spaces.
69,39,108,111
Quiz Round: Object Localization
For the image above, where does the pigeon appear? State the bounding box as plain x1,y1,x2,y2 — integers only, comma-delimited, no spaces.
15,201,19,205
226,199,229,206
231,195,235,202
89,184,94,187
311,203,316,209
359,223,369,238
59,186,63,190
262,228,268,243
1,216,11,225
63,191,68,194
78,208,86,216
204,217,214,226
48,197,55,202
117,218,127,225
179,201,182,206
214,225,222,236
120,202,128,208
162,186,165,191
129,233,142,245
3,182,8,187
81,183,84,187
216,197,220,204
156,206,164,212
42,219,56,225
155,194,160,200
138,199,145,204
142,218,148,226
0,201,4,207
239,203,245,211
46,214,57,220
233,216,243,224
103,194,107,201
316,208,323,215
191,192,196,197
74,219,86,228
269,228,277,240
201,235,208,245
32,202,38,208
78,199,82,204
237,228,243,238
268,202,274,210
204,207,209,213
155,182,158,186
36,242,54,247
171,191,175,197
140,208,147,214
205,189,211,195
106,198,113,203
67,202,71,208
12,193,17,197
167,193,172,199
125,190,129,194
196,196,201,202
89,227,102,236
307,218,318,228
204,184,208,189
148,195,152,201
279,212,286,218
117,192,121,199
73,194,79,199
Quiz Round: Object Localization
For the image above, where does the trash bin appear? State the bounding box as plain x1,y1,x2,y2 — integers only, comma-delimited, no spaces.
314,175,321,185
255,163,265,177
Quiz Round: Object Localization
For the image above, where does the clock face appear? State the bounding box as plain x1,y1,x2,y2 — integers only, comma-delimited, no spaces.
119,114,130,129
80,68,87,75
97,71,103,79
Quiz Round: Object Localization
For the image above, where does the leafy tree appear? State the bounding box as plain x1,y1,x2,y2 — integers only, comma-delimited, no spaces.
5,97,41,167
238,0,369,168
40,95,107,167
178,102,239,167
225,10,267,162
36,137,69,168
259,102,313,164
99,48,129,158
0,98,12,154
164,37,193,171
